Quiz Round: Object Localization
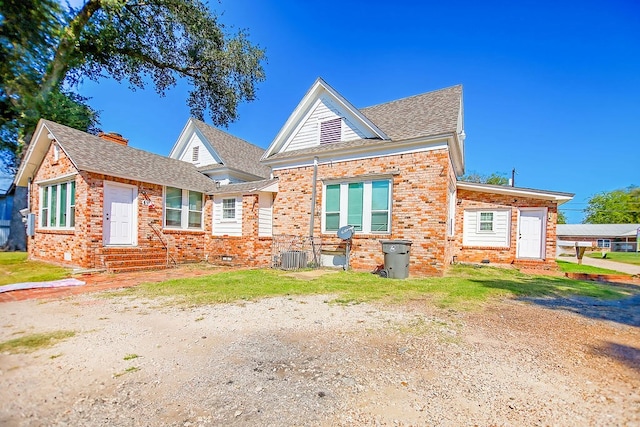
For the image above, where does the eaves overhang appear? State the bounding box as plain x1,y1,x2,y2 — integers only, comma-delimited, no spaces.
457,181,574,204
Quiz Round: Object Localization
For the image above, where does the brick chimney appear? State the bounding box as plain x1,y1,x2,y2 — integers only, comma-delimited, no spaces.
98,132,128,146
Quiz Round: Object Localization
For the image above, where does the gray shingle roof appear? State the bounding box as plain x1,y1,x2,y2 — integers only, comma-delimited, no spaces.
191,119,270,178
210,178,278,195
557,224,640,238
264,84,462,161
360,85,462,141
44,120,217,193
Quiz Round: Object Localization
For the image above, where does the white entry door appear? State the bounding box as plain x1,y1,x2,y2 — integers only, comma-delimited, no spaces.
103,182,136,245
517,209,546,259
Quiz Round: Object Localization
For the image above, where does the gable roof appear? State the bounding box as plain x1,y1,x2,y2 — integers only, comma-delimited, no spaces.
261,79,465,174
557,224,640,238
171,118,270,179
457,181,574,203
209,178,278,195
15,119,217,193
262,78,390,160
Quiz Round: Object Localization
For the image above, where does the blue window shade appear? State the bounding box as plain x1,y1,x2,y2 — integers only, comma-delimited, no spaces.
347,183,363,231
325,184,340,231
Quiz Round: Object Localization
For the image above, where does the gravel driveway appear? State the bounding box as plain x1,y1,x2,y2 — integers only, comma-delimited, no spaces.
1,291,638,426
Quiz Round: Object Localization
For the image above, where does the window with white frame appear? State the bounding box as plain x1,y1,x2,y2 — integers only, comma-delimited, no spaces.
222,198,236,219
164,186,203,229
597,239,611,248
323,179,391,234
40,180,75,228
478,212,494,232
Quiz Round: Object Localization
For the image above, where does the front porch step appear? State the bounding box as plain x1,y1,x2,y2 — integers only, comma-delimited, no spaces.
98,247,171,273
512,259,558,271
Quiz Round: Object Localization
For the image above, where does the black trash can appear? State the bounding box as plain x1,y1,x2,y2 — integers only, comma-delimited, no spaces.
380,240,412,279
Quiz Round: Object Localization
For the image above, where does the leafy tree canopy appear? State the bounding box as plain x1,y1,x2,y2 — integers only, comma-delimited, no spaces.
1,0,99,171
583,186,640,224
460,171,509,186
556,210,567,224
1,0,265,171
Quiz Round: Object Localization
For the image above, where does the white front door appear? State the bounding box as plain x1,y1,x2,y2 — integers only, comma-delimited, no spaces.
517,209,546,259
103,182,136,245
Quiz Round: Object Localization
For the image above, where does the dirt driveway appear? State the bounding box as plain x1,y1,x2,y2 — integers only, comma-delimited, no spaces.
0,281,639,426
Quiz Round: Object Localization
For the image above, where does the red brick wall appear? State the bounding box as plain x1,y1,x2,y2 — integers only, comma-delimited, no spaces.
28,142,211,268
272,149,456,276
452,189,559,267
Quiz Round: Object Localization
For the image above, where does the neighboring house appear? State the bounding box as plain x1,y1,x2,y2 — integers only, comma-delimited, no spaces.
14,78,573,275
557,224,640,254
0,183,14,246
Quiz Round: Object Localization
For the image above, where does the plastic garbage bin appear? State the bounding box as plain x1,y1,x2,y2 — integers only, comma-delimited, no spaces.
380,240,412,279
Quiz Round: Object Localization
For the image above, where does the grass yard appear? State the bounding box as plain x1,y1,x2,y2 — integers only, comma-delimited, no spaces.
556,260,630,275
117,263,637,309
586,251,640,266
0,252,70,286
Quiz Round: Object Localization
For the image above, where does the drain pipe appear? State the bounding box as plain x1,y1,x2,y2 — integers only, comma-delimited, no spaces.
309,157,319,265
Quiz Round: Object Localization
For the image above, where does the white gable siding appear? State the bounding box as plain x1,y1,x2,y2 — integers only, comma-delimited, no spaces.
284,96,369,153
462,209,511,247
212,195,242,236
258,192,273,237
178,133,220,167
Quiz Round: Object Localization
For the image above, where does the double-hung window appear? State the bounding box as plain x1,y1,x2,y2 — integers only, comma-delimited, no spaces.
222,198,236,219
478,212,494,232
164,187,203,229
40,180,75,228
323,179,391,234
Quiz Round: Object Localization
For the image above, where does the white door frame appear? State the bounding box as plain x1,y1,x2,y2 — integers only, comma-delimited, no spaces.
103,181,138,246
516,207,547,259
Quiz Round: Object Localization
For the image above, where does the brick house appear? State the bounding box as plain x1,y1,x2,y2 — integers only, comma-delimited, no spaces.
14,78,572,274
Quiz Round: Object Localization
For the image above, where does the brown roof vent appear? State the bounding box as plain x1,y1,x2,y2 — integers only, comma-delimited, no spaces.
98,132,128,146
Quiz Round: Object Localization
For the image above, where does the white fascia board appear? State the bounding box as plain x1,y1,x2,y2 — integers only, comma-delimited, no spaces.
457,181,574,203
262,78,389,160
168,118,195,158
268,137,450,171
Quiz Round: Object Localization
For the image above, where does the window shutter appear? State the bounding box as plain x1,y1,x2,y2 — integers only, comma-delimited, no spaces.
320,118,342,144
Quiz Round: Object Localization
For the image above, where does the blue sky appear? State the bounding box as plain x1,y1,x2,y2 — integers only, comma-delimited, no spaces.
72,0,638,223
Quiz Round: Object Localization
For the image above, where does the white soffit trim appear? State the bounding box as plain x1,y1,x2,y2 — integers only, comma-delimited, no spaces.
457,181,574,203
262,77,389,160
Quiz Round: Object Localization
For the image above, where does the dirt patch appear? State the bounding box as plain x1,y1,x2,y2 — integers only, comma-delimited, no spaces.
0,292,638,426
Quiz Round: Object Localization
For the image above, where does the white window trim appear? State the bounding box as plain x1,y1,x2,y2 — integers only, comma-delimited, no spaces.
163,187,204,230
597,239,611,248
321,179,392,235
39,180,75,230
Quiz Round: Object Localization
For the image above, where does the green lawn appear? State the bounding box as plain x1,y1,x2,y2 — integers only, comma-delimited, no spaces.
585,251,640,266
556,260,630,275
0,252,70,286
115,263,637,309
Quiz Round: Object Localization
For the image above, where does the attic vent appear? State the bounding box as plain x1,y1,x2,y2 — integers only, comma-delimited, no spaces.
320,118,342,144
192,146,199,162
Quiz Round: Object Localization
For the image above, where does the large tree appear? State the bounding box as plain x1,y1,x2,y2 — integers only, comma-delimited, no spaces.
583,186,640,224
1,0,100,170
1,0,265,170
460,171,509,186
